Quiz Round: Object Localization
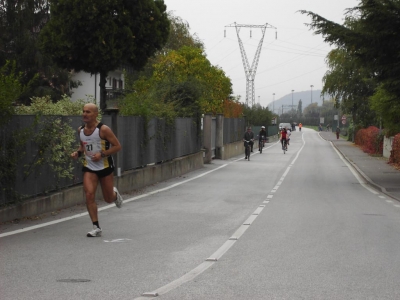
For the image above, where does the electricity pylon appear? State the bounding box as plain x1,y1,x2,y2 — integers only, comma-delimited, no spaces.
225,22,277,107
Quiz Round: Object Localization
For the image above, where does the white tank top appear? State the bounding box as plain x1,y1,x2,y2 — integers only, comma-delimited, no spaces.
80,123,114,171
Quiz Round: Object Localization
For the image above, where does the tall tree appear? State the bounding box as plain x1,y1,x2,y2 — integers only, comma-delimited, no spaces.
40,0,170,111
370,85,400,135
163,13,204,53
242,104,273,126
301,0,400,116
297,99,303,117
125,12,204,85
223,97,243,118
121,46,232,118
152,46,232,115
0,61,27,126
322,48,377,127
0,0,71,103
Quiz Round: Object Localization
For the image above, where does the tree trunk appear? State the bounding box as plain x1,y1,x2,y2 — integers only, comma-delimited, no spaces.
99,72,107,111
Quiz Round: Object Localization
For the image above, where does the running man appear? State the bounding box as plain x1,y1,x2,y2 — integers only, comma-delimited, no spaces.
71,103,123,237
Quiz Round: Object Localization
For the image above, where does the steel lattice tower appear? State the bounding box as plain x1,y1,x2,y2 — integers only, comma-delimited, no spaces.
225,23,276,106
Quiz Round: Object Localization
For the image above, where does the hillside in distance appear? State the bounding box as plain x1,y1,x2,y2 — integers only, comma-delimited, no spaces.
268,90,330,114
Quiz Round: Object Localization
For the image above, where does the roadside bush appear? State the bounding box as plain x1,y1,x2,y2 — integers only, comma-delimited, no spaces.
347,122,355,142
15,96,94,181
389,133,400,169
1,96,90,203
354,126,383,155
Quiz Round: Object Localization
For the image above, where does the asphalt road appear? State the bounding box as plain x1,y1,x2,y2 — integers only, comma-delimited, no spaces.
2,128,400,300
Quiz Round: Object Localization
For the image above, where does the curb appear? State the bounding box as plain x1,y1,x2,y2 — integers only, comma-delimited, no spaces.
320,133,400,202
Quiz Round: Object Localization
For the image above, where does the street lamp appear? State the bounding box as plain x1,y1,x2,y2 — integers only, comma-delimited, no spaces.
291,90,294,117
258,95,260,104
310,85,314,104
273,93,275,114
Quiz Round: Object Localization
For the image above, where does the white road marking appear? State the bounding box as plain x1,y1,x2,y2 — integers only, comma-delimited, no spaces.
0,164,229,238
331,145,379,195
103,238,132,243
135,129,308,299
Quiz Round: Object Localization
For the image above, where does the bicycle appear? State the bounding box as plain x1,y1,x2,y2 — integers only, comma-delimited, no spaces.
258,136,266,153
281,138,288,154
244,140,252,160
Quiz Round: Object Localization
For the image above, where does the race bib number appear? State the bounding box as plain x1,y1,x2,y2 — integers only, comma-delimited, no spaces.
83,140,101,156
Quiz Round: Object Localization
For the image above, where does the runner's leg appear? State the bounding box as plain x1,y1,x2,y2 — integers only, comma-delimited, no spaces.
83,172,100,222
99,172,117,203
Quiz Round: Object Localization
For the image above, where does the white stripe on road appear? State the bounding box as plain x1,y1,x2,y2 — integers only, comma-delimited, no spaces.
135,130,308,299
0,164,229,238
331,144,379,195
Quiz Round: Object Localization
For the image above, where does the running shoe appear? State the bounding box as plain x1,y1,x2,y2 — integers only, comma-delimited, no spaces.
114,187,123,208
87,226,102,237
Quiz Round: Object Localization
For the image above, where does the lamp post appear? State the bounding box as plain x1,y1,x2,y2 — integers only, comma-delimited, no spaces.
291,90,294,118
273,93,275,114
258,95,260,104
310,85,314,104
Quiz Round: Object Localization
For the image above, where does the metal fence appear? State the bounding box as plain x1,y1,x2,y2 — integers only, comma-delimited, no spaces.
223,118,246,144
0,115,200,205
118,117,201,172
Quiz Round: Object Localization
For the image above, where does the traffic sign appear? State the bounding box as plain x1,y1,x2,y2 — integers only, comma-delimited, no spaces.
341,115,347,120
342,120,346,125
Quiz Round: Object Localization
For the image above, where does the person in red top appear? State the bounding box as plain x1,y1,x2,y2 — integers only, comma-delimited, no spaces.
280,127,288,150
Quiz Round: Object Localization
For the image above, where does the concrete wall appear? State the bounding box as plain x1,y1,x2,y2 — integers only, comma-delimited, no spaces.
217,135,280,161
219,141,252,160
0,152,203,223
383,136,394,159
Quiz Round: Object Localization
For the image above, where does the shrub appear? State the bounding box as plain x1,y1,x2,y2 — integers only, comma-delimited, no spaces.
354,126,383,155
1,96,91,203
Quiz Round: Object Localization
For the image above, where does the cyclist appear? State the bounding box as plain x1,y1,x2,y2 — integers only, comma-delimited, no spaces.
286,128,291,146
258,126,267,152
280,127,288,150
243,126,254,159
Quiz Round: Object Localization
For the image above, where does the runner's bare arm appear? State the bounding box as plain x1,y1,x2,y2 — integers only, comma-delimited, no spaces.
71,127,85,159
99,125,122,156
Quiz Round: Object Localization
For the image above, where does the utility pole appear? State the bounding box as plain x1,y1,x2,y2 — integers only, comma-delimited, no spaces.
291,90,294,118
310,85,313,104
273,93,275,114
225,22,277,107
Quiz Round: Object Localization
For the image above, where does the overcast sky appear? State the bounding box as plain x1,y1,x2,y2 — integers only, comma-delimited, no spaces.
163,0,359,109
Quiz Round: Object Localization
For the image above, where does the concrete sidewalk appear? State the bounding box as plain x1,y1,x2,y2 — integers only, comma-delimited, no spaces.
319,131,400,202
